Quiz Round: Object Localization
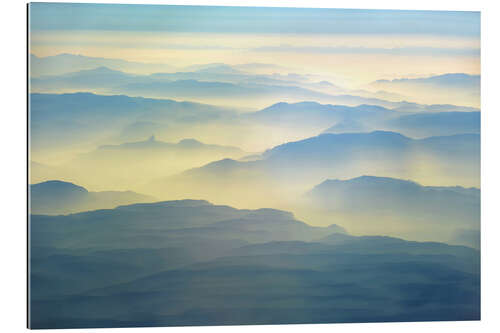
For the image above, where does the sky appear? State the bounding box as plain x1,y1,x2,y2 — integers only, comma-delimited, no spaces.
29,3,480,86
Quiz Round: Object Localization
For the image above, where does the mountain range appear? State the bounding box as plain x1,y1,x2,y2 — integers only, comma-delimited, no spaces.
303,175,480,247
29,92,234,157
31,54,480,108
250,101,479,138
28,64,482,328
30,53,176,77
29,199,479,328
29,93,481,167
155,131,480,205
30,66,392,109
368,73,480,107
30,54,288,77
30,180,155,215
55,136,248,189
31,65,480,111
323,109,480,137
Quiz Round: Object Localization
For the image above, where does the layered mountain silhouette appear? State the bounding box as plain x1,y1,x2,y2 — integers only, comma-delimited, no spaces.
96,136,243,154
258,132,479,186
30,93,480,165
323,110,480,137
30,53,176,77
30,65,480,111
31,67,393,108
30,180,155,215
247,101,395,130
155,131,480,207
304,176,480,247
28,53,481,329
31,199,346,250
372,73,480,90
29,92,233,153
32,66,142,91
252,101,479,138
30,54,287,77
57,136,248,190
368,73,480,107
30,200,479,328
385,111,480,137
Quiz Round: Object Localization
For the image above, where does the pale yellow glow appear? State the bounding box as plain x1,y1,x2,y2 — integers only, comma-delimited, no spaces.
31,30,480,87
29,25,480,244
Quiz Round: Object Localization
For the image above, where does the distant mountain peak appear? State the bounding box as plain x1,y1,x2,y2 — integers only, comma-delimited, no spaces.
31,180,89,194
116,199,213,210
30,180,156,215
372,73,480,85
271,101,289,107
177,138,203,147
186,158,242,175
79,66,122,74
315,175,421,189
367,130,408,137
314,130,410,141
245,208,295,221
204,158,239,168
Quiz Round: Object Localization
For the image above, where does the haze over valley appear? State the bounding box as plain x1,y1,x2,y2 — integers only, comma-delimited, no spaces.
28,4,480,328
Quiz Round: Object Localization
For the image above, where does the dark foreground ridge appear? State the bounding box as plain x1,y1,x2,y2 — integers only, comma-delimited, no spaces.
30,200,480,328
30,180,155,215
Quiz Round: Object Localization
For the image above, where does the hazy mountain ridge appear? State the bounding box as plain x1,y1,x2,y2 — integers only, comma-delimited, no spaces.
30,180,155,215
256,101,480,138
29,93,480,167
53,136,249,190
372,73,480,87
368,73,480,108
248,101,395,129
97,136,243,154
30,53,177,77
31,66,394,109
30,199,479,328
30,63,480,110
310,175,480,199
30,54,289,77
28,6,481,328
29,60,481,329
29,92,236,157
180,131,479,184
385,111,480,137
31,199,346,249
262,131,479,167
322,110,480,137
146,131,479,239
304,175,480,247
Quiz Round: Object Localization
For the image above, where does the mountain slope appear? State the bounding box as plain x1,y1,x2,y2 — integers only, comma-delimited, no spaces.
304,176,480,247
322,111,480,137
248,101,395,129
30,180,155,215
29,199,479,328
30,53,176,77
368,73,480,107
31,66,480,111
151,131,479,225
251,101,479,138
59,136,247,190
32,67,398,109
170,131,479,185
29,92,232,154
30,199,346,249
